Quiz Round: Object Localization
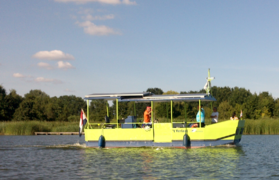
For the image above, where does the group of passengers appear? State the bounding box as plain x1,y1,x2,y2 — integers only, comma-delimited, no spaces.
190,105,240,127
142,105,240,128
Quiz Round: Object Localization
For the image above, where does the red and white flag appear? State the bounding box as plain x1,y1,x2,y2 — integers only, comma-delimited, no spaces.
79,109,87,137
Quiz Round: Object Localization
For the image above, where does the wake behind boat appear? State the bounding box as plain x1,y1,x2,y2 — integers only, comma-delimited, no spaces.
81,70,245,148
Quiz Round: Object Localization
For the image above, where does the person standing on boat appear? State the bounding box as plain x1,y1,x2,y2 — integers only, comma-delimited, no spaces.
191,106,205,127
143,106,152,127
230,112,239,120
210,107,219,124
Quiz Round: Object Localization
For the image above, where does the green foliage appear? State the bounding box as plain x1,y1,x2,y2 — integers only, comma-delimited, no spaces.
3,121,51,135
67,115,80,122
0,85,278,124
0,121,79,135
244,119,279,134
146,87,163,95
90,100,107,122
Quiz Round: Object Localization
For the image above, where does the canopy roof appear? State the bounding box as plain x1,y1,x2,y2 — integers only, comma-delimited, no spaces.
84,92,216,102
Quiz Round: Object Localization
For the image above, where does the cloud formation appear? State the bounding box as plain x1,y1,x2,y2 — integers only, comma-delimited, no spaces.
35,77,62,84
13,73,62,84
55,0,136,5
84,14,115,21
64,89,75,92
13,73,26,78
57,61,75,70
37,62,54,70
32,50,75,60
77,21,120,36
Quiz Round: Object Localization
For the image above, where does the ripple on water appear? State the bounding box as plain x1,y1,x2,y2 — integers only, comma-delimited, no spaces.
0,135,279,179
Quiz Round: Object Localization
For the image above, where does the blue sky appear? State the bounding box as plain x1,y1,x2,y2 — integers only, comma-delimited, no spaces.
1,0,279,98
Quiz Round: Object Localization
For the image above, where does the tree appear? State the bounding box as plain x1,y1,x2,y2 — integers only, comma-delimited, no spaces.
0,85,7,120
146,88,163,95
218,101,233,120
13,90,50,121
89,100,107,122
257,92,274,118
4,89,23,120
274,99,279,118
56,95,86,121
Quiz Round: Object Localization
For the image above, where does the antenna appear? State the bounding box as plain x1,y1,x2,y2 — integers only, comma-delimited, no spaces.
204,68,215,95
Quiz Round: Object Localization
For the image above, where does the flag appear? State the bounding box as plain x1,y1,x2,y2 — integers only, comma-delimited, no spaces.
240,110,243,118
79,109,87,137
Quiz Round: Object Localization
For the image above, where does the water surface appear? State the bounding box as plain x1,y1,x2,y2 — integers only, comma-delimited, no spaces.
1,135,279,179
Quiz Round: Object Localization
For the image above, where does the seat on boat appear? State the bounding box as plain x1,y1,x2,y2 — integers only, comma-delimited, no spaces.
173,123,186,128
104,116,116,129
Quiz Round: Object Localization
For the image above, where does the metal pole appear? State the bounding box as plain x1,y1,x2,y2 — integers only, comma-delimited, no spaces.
184,102,187,122
166,103,168,121
171,100,173,124
151,101,154,127
199,99,201,128
134,102,136,116
87,100,89,123
116,99,118,128
106,101,109,117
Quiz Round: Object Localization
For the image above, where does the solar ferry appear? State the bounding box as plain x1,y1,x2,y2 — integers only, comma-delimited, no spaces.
82,70,245,148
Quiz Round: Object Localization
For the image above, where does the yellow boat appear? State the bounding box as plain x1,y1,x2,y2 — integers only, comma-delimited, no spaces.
83,70,245,148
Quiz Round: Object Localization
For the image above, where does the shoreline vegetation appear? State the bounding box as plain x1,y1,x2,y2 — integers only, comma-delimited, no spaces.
1,85,279,135
1,119,279,135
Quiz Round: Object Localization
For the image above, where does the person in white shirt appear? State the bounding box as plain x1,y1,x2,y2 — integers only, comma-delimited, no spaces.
210,107,219,124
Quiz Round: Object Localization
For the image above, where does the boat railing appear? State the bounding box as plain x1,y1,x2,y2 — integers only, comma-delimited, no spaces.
84,121,199,129
85,122,155,129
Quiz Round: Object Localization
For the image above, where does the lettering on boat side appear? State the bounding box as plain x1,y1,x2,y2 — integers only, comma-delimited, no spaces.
172,129,203,133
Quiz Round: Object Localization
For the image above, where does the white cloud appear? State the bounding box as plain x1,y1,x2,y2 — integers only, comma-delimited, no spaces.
13,73,25,78
122,0,136,5
64,89,75,92
57,61,75,70
37,62,54,70
77,21,120,36
35,77,63,84
84,14,115,21
55,0,136,5
32,50,75,60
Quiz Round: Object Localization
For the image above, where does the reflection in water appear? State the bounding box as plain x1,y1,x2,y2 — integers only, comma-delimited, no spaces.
81,146,244,179
2,135,279,179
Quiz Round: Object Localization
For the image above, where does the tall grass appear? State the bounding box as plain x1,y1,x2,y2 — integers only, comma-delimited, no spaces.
0,121,78,135
2,118,279,135
243,119,279,135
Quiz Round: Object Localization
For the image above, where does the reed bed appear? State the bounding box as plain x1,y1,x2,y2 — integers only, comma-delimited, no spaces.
1,118,279,135
243,119,279,135
0,121,78,135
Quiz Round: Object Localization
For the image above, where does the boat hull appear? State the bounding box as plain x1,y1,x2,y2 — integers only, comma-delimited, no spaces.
84,120,245,148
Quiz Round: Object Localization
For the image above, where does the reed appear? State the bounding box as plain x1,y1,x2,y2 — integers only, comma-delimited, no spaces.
243,119,279,135
0,121,78,135
1,118,279,135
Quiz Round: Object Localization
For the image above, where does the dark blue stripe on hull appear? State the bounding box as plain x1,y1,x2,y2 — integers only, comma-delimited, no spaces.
86,139,239,148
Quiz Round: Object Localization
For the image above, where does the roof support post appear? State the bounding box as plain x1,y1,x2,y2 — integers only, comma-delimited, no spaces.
166,103,168,121
199,99,201,128
151,101,154,127
171,100,173,124
134,102,136,116
116,99,119,128
184,102,187,122
106,101,109,117
87,100,89,123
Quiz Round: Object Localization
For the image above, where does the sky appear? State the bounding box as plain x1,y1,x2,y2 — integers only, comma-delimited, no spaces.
1,0,279,99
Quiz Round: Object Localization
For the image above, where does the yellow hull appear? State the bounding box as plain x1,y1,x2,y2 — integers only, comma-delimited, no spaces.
84,120,245,148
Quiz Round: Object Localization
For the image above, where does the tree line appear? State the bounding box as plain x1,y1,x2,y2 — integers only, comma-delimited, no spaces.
0,85,278,122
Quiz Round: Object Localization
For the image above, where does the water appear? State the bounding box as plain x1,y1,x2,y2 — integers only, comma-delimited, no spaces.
1,135,279,179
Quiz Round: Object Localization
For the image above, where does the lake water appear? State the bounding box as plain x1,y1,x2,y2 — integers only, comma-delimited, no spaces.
1,135,279,179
